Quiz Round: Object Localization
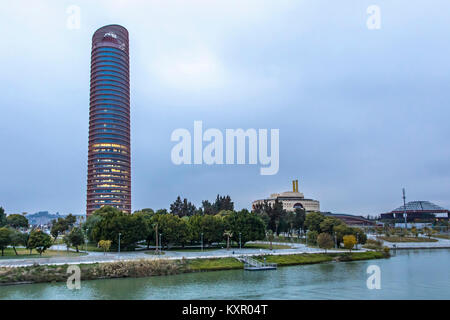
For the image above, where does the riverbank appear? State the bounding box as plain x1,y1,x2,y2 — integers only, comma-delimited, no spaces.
0,251,388,286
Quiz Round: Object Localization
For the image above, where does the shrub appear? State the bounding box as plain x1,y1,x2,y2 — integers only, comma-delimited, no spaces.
363,239,383,250
92,259,182,278
343,235,357,251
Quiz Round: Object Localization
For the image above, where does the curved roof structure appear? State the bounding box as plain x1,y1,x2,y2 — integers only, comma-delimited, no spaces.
391,201,448,213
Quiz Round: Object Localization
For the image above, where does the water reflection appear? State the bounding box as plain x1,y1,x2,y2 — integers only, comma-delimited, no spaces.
1,249,449,300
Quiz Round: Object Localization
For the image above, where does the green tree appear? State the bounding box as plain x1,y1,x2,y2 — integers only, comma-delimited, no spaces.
9,229,27,255
90,206,149,250
307,230,318,246
334,224,353,247
65,214,77,228
155,214,190,248
354,228,367,245
343,234,357,252
293,208,306,236
0,207,7,227
133,210,154,249
317,232,334,253
266,230,274,250
189,214,224,246
305,212,325,233
201,200,215,215
63,234,71,251
66,227,85,252
224,210,265,246
259,200,286,234
0,227,12,256
6,214,29,229
319,217,343,234
28,230,52,256
50,218,67,240
213,195,234,213
83,214,103,242
170,196,196,217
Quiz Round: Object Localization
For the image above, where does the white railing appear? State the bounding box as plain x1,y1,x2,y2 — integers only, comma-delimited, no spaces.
239,255,277,269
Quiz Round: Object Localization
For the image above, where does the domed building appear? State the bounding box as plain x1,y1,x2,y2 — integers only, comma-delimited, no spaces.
380,201,449,222
252,180,320,212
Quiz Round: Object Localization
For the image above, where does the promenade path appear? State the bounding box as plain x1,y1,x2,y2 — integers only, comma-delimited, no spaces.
0,242,356,268
367,235,450,249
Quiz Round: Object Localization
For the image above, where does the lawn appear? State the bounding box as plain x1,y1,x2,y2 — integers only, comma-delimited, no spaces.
378,236,438,243
271,237,306,244
186,257,243,271
0,247,87,259
257,251,387,266
432,234,450,240
142,243,291,253
244,243,291,250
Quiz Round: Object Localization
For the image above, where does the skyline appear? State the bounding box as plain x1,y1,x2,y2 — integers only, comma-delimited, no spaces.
1,1,450,216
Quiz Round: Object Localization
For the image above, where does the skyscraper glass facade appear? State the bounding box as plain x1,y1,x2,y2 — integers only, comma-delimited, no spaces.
86,25,131,216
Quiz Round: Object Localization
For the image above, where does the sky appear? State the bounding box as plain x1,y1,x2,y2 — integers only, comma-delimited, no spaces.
1,0,449,216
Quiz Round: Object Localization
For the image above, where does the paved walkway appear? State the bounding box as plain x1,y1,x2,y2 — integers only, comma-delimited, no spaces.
0,242,357,268
367,234,450,249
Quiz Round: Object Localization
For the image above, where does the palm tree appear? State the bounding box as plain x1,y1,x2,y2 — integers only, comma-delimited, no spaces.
224,230,233,250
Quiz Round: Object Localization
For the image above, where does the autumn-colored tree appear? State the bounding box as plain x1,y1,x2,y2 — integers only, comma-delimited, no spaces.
98,240,112,255
343,234,357,252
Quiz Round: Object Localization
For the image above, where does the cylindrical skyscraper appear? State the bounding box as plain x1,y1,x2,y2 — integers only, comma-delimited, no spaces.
86,25,131,216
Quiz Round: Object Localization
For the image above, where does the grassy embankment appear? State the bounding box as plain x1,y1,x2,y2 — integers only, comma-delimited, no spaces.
0,248,87,260
0,251,388,285
432,234,450,240
378,236,438,243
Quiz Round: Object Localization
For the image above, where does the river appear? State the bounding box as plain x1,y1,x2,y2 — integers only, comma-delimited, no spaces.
1,249,449,299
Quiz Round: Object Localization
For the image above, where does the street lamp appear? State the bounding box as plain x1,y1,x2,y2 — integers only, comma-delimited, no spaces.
239,232,242,250
356,233,359,250
118,232,122,256
201,232,204,252
85,228,89,253
334,232,337,249
159,233,162,253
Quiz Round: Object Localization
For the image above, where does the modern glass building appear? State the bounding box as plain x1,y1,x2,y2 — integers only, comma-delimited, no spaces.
86,25,131,216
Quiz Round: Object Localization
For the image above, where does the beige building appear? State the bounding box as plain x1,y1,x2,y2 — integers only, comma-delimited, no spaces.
252,180,320,212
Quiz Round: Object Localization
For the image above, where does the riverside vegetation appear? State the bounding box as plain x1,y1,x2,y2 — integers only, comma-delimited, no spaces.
0,251,388,285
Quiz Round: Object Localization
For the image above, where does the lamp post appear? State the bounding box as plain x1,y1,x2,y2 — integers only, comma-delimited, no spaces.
356,233,359,250
334,232,337,249
201,232,204,252
306,230,308,246
118,232,121,257
159,233,162,253
85,228,89,253
403,188,407,230
239,232,242,250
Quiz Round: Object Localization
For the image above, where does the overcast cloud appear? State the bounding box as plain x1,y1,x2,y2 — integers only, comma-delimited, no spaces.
1,0,449,216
